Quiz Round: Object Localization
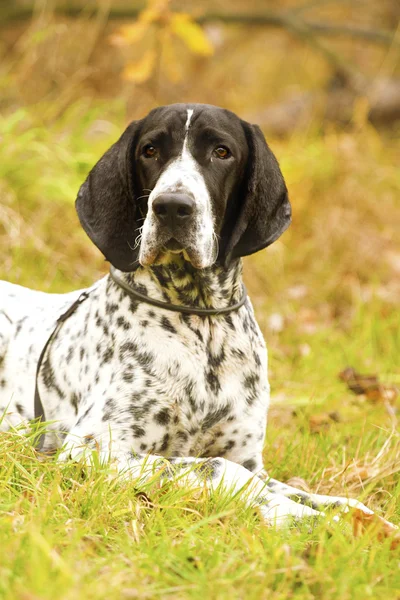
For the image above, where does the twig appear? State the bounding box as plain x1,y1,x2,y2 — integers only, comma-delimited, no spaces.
1,5,398,48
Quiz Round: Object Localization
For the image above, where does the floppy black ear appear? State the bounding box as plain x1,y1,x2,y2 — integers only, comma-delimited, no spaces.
75,120,144,272
222,122,291,264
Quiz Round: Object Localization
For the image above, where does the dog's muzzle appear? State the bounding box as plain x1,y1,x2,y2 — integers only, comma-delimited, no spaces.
140,187,215,268
152,193,195,235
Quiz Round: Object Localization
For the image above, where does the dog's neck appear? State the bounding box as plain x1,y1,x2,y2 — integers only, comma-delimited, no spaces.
114,253,244,311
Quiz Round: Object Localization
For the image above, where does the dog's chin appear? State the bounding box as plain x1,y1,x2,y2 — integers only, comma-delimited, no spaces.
139,239,213,270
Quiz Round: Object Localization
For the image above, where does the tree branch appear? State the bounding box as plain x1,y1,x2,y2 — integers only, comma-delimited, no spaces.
1,5,398,47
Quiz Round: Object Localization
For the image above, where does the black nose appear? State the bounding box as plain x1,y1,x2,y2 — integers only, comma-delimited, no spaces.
153,193,195,229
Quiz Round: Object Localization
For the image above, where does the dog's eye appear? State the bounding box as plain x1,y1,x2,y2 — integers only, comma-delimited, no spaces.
143,145,157,158
213,146,231,159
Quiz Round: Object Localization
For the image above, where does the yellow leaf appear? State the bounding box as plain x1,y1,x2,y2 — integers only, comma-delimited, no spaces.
139,7,163,25
122,49,157,83
109,3,162,48
170,13,214,57
109,22,149,47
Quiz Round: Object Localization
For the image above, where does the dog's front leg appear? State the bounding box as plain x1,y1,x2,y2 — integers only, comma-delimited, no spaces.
58,439,325,524
257,471,398,536
106,453,326,526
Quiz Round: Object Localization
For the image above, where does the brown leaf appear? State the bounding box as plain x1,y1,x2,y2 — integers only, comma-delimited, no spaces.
352,508,400,550
309,413,331,433
309,412,341,433
339,367,398,404
285,477,311,493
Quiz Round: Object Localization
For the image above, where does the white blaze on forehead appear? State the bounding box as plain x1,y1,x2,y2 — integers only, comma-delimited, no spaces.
185,108,194,131
148,107,208,202
182,108,194,154
140,106,216,268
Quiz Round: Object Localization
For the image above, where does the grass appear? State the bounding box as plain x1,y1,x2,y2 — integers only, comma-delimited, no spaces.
0,99,399,598
1,418,399,599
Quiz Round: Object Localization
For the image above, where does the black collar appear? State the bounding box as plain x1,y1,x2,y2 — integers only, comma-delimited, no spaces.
109,265,247,316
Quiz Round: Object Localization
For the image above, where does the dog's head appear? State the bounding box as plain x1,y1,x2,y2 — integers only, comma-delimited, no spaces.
76,103,291,271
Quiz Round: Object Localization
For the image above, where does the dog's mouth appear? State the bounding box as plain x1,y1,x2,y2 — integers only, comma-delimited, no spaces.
139,236,208,269
160,238,204,268
163,238,183,253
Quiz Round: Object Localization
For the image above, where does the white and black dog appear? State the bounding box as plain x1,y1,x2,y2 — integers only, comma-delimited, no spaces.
0,104,395,530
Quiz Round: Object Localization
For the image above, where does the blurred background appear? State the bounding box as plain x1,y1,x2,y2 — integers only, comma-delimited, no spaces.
0,0,399,415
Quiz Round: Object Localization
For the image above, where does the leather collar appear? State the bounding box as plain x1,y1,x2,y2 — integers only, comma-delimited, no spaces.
109,265,247,316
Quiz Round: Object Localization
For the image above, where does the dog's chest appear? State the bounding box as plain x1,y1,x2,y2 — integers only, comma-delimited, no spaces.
49,279,269,458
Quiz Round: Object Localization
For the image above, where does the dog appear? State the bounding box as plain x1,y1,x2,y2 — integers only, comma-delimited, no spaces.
0,103,395,529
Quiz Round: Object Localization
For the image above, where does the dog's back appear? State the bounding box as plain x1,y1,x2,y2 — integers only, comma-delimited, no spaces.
0,280,84,427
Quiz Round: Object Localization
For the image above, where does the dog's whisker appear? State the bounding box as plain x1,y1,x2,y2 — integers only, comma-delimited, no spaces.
133,236,142,251
212,232,220,263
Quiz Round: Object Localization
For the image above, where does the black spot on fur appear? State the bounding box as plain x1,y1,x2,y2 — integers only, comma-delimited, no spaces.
70,393,79,415
160,433,170,452
206,371,221,394
243,373,260,405
117,316,131,330
202,406,230,431
160,316,177,334
197,458,223,480
242,459,257,472
76,403,94,426
66,346,74,364
207,347,226,369
102,347,114,363
106,302,119,315
132,425,145,438
286,493,321,512
225,315,235,330
253,351,261,366
177,431,188,442
123,371,134,383
224,439,235,451
154,408,171,425
119,343,155,375
15,317,27,337
41,355,65,399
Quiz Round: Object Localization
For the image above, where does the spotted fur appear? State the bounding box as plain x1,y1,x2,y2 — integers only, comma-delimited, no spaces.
0,103,392,529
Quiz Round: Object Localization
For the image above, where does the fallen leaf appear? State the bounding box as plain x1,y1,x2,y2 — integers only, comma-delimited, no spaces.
339,367,398,405
285,477,311,492
352,508,400,550
309,413,331,433
309,412,341,433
